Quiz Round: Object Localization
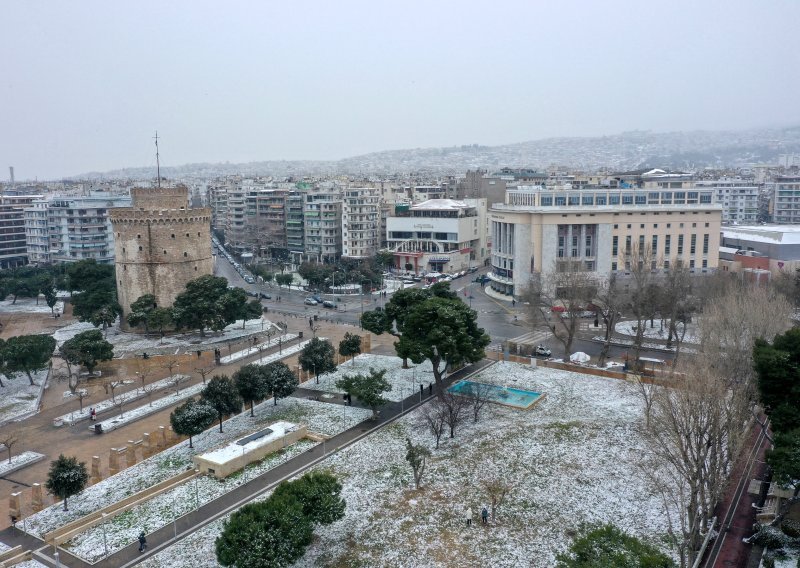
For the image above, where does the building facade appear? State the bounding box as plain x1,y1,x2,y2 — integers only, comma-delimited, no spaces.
304,190,342,262
110,186,213,320
341,188,380,259
0,195,42,269
769,176,800,224
488,186,722,297
695,178,759,224
387,199,488,275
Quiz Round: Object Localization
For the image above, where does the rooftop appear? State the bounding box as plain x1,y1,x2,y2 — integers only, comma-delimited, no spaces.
411,199,470,211
721,225,800,245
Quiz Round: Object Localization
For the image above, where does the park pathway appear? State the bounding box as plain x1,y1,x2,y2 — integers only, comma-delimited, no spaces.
0,359,496,568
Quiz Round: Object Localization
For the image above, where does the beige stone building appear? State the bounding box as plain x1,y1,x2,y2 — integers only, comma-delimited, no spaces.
110,186,213,320
488,186,722,298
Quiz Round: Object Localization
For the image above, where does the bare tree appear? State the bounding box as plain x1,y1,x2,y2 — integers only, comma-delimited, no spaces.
421,400,447,448
482,478,513,522
103,378,124,403
523,258,597,358
442,392,471,439
135,367,152,394
657,260,697,360
624,243,660,366
405,438,431,490
466,382,493,423
141,382,158,407
169,374,189,396
161,359,180,382
195,365,214,385
0,433,19,464
74,388,89,413
594,273,625,367
112,392,133,418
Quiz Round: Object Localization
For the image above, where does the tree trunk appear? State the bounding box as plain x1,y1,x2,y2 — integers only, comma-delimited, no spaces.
0,375,4,387
250,401,255,417
218,416,223,432
273,396,278,406
63,497,68,511
188,435,194,449
26,370,35,386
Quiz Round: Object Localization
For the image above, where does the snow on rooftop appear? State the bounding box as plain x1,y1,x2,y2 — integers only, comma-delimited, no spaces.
411,199,469,210
197,421,297,464
722,225,800,245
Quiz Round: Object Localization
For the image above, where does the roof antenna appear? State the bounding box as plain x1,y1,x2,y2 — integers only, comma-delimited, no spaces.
153,131,161,188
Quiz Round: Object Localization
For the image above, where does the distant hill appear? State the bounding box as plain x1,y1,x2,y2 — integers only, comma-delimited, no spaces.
72,125,800,180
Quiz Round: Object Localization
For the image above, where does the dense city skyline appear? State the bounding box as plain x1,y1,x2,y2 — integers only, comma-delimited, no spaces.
3,0,800,180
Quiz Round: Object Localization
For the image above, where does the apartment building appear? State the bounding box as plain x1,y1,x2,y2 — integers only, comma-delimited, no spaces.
286,192,305,264
769,175,800,224
695,178,759,224
304,190,342,262
387,198,488,275
488,186,722,297
24,194,132,265
0,195,42,269
341,188,380,259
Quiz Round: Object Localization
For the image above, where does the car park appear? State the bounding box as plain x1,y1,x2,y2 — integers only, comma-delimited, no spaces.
304,298,318,305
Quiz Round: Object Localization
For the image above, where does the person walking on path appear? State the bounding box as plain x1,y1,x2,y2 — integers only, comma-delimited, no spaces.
465,506,473,527
90,408,96,422
138,531,147,552
481,507,489,525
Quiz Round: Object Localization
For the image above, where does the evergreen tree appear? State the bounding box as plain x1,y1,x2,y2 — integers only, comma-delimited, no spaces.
3,334,57,385
233,364,271,416
60,329,114,375
201,375,243,432
172,275,230,336
127,293,157,334
556,523,674,568
45,454,89,511
170,398,217,448
264,361,298,406
272,471,345,525
336,367,391,419
298,337,336,383
215,497,312,568
338,332,362,365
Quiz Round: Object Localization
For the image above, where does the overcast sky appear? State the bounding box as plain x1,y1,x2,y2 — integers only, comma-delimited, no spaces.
3,0,799,180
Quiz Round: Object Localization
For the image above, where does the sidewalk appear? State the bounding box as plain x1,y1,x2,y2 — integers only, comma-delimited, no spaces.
0,358,495,568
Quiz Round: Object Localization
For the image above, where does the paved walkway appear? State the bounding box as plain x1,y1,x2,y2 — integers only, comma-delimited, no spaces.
0,359,495,567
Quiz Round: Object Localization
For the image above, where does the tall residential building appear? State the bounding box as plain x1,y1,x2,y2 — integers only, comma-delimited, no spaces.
487,186,722,297
387,198,488,275
24,193,132,264
695,178,759,224
769,175,800,224
285,192,305,264
0,195,42,269
341,188,380,259
304,190,342,262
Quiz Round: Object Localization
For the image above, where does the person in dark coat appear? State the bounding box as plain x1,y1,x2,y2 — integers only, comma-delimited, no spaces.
481,507,489,524
138,531,147,552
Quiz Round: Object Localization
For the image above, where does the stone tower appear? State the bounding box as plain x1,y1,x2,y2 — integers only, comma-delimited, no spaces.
110,186,213,324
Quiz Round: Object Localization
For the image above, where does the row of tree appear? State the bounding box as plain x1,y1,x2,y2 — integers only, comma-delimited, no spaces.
296,251,393,291
127,275,262,337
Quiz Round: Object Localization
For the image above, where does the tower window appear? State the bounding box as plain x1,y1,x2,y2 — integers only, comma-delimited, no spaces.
186,233,190,237
184,252,188,257
164,250,167,255
171,234,175,239
138,246,142,251
137,234,141,239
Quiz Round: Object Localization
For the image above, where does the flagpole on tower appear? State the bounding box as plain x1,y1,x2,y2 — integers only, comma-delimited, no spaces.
154,131,161,189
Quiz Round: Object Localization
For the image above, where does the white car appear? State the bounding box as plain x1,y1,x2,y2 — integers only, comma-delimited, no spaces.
304,298,318,306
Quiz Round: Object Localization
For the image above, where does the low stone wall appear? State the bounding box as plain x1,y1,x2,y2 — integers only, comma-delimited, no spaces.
485,352,627,381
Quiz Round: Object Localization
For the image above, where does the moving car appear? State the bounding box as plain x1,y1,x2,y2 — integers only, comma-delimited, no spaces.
304,298,318,305
534,345,552,357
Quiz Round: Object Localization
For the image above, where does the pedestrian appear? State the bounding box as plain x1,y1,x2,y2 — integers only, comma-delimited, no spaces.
138,531,147,552
90,408,96,422
481,507,489,525
10,515,16,528
428,383,433,395
419,384,424,396
196,350,201,358
512,298,516,307
465,506,472,527
309,317,313,329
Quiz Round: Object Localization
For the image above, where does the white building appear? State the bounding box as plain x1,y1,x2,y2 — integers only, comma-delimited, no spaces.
695,178,759,224
24,193,132,264
387,198,488,275
342,188,380,259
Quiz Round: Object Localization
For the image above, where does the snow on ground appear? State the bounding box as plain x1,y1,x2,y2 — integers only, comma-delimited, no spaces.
615,319,699,345
302,354,436,402
23,397,371,544
219,334,302,364
0,370,48,425
92,382,205,432
0,452,46,477
53,317,281,357
0,298,64,314
140,362,677,568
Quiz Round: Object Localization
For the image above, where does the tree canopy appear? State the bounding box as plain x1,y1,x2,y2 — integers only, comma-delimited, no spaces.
264,361,298,405
127,293,157,333
201,375,243,432
338,332,362,365
336,368,391,419
556,523,675,568
170,398,217,448
45,454,89,511
60,329,114,375
172,275,254,336
3,334,57,385
271,471,346,525
298,338,336,380
362,283,489,394
233,364,272,416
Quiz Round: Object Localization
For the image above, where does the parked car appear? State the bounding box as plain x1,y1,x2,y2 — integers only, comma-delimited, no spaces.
245,276,255,284
311,295,323,303
322,300,336,308
534,345,552,357
304,298,318,305
260,292,272,299
246,290,259,297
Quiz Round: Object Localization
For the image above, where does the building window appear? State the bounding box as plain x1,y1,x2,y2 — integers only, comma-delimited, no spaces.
705,222,709,228
665,235,671,255
690,259,695,268
612,236,618,256
627,224,631,229
625,235,631,253
640,224,644,229
702,259,708,268
139,246,143,251
613,224,618,229
611,261,617,271
690,234,697,254
137,234,141,239
703,234,709,254
638,235,645,252
651,235,658,253
184,252,188,257
678,235,684,254
171,234,175,238
164,250,167,255
666,223,671,228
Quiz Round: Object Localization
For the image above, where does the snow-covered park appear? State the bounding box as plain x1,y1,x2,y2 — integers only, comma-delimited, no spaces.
24,396,371,562
0,297,64,315
615,318,699,345
0,369,48,425
53,317,281,357
302,354,436,402
140,362,677,567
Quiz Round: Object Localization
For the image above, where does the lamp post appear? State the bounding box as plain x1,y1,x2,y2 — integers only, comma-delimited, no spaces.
314,363,318,384
101,513,109,557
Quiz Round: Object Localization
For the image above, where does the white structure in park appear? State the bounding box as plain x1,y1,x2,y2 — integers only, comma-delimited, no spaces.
387,198,488,275
193,421,307,479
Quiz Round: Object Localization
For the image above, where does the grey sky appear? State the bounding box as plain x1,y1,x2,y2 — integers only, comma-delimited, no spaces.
3,0,799,180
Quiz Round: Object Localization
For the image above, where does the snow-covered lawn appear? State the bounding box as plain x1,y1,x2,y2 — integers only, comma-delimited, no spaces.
53,317,282,357
0,298,64,314
141,361,677,568
615,319,699,345
0,370,47,425
0,452,46,477
303,354,436,402
23,397,371,541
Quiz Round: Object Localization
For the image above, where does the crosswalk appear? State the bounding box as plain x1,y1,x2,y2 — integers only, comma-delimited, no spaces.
508,330,553,346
